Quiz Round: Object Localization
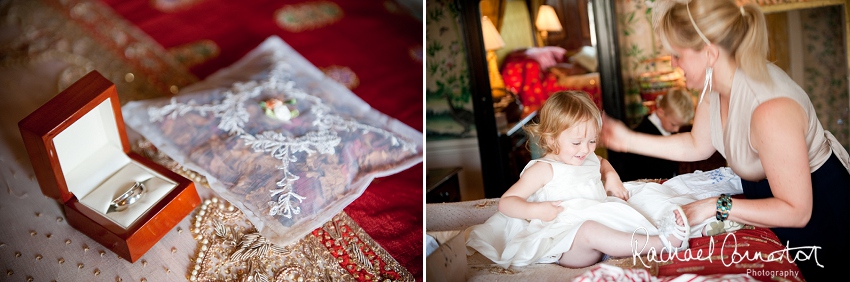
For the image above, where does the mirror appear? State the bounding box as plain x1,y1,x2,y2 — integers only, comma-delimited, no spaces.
455,0,624,197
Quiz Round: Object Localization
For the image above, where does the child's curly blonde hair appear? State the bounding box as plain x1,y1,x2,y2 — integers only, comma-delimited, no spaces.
524,91,601,155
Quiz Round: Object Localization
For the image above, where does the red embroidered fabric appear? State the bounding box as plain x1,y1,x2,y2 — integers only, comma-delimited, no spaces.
655,227,804,282
101,0,423,279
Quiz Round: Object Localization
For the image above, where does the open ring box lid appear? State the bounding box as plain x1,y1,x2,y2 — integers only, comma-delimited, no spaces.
18,70,200,263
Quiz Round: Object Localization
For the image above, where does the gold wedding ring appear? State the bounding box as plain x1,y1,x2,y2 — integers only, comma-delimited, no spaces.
107,179,148,214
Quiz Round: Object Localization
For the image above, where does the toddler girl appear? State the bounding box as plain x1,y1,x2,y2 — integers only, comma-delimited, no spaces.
466,91,689,268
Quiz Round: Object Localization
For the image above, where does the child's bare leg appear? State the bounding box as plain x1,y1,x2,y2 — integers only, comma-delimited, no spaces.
557,211,687,268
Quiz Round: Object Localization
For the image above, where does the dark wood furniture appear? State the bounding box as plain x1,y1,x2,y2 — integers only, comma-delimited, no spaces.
543,0,593,50
490,110,538,198
426,167,463,203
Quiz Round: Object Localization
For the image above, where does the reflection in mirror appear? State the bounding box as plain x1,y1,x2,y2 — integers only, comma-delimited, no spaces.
488,0,604,115
424,0,623,200
465,0,620,198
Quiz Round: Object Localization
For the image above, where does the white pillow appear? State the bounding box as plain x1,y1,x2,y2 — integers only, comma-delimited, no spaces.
122,36,423,246
569,45,598,72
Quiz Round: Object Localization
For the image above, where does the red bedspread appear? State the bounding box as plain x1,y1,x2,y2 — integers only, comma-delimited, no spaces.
99,0,423,279
501,49,602,111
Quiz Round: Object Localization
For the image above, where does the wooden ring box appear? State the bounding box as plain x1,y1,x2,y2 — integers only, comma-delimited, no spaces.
18,71,200,262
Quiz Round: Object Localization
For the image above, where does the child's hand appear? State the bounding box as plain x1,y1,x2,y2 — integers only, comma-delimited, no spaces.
536,201,564,222
604,179,629,201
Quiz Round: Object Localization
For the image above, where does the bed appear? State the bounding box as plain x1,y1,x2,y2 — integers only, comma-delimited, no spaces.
425,170,805,282
0,0,422,280
500,46,602,111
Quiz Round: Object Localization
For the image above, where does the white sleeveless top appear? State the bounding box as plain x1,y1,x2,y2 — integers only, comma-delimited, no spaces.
709,64,850,181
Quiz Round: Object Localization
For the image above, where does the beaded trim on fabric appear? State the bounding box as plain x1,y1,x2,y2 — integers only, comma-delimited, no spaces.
188,198,413,281
167,40,221,69
16,0,198,101
274,1,344,32
132,140,414,281
151,0,207,13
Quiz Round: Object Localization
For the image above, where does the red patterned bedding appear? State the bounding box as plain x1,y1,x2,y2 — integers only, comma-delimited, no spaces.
501,48,602,111
654,227,804,281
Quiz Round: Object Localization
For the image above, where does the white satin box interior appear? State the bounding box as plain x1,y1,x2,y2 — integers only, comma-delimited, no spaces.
18,71,200,262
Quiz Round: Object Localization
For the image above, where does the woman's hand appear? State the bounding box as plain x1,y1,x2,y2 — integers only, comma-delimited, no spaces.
601,113,633,153
535,201,564,222
682,197,716,226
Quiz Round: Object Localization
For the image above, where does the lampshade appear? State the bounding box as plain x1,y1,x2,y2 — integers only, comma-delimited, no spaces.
535,5,563,32
481,16,505,51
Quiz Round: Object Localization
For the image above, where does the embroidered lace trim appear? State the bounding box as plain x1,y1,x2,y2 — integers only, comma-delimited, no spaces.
146,51,417,218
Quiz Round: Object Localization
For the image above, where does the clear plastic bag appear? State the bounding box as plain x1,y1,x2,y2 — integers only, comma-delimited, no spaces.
122,36,423,246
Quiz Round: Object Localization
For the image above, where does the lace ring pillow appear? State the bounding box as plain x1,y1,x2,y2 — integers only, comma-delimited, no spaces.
122,36,423,246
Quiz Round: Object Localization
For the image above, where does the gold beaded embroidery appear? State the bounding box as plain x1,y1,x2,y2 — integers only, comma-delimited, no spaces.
150,0,205,13
0,0,197,103
133,139,413,281
470,265,518,275
675,266,704,273
188,197,413,281
274,1,343,32
734,263,765,269
167,40,220,69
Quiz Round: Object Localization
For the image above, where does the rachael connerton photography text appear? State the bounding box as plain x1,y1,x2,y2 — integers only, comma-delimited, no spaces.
628,228,823,269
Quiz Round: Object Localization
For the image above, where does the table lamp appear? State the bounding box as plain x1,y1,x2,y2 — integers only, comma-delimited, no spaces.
535,5,562,46
481,16,506,100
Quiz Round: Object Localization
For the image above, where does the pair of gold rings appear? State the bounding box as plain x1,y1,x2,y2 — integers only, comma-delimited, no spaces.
107,179,149,214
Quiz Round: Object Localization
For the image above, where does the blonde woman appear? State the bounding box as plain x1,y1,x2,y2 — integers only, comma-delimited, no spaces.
602,0,850,279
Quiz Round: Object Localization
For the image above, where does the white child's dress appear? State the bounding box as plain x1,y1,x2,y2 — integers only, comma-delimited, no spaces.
465,154,659,268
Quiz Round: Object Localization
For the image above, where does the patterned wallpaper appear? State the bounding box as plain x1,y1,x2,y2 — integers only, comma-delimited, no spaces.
425,0,477,141
799,6,850,152
615,0,661,125
614,1,849,151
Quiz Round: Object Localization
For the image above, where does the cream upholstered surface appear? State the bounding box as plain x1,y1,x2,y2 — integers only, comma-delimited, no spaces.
0,67,208,281
0,1,205,280
426,199,500,232
425,170,749,281
425,199,610,281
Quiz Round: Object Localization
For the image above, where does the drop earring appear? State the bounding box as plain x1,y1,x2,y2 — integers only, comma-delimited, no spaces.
698,67,713,105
